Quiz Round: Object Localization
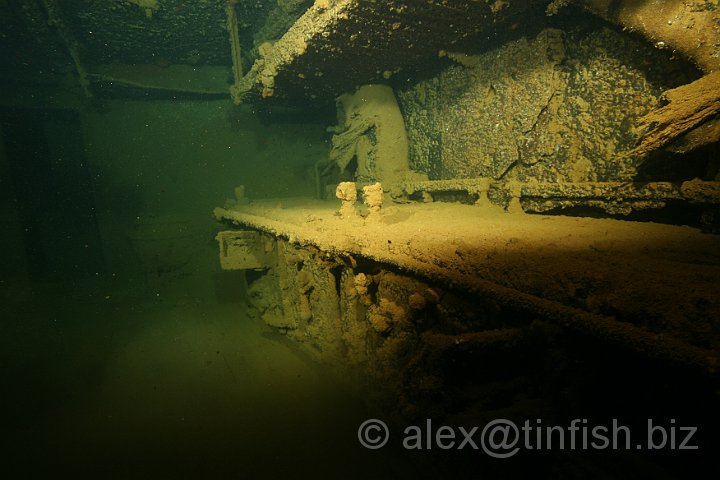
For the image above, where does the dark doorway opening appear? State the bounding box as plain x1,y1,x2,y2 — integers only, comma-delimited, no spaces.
1,108,105,283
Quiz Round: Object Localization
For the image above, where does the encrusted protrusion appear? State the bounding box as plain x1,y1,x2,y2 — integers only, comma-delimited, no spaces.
506,181,524,214
363,182,384,221
336,181,358,218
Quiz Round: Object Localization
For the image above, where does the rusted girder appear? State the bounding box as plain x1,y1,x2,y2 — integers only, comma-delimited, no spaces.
232,0,542,105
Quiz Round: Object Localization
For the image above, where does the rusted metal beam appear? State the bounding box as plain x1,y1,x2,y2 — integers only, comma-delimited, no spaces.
234,0,542,105
397,178,720,213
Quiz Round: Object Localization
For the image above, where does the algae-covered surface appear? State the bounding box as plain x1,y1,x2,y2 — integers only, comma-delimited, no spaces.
2,1,719,478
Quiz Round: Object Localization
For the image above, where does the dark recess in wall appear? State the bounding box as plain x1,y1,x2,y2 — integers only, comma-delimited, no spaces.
1,108,105,281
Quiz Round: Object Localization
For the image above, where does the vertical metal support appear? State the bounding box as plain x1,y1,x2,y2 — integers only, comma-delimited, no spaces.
40,0,93,100
226,0,244,104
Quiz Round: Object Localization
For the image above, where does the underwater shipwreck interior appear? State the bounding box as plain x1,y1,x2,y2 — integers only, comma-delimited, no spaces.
2,0,720,478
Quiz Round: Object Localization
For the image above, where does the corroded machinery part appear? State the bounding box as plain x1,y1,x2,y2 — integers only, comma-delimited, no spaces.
329,85,415,185
362,182,384,220
335,181,358,218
